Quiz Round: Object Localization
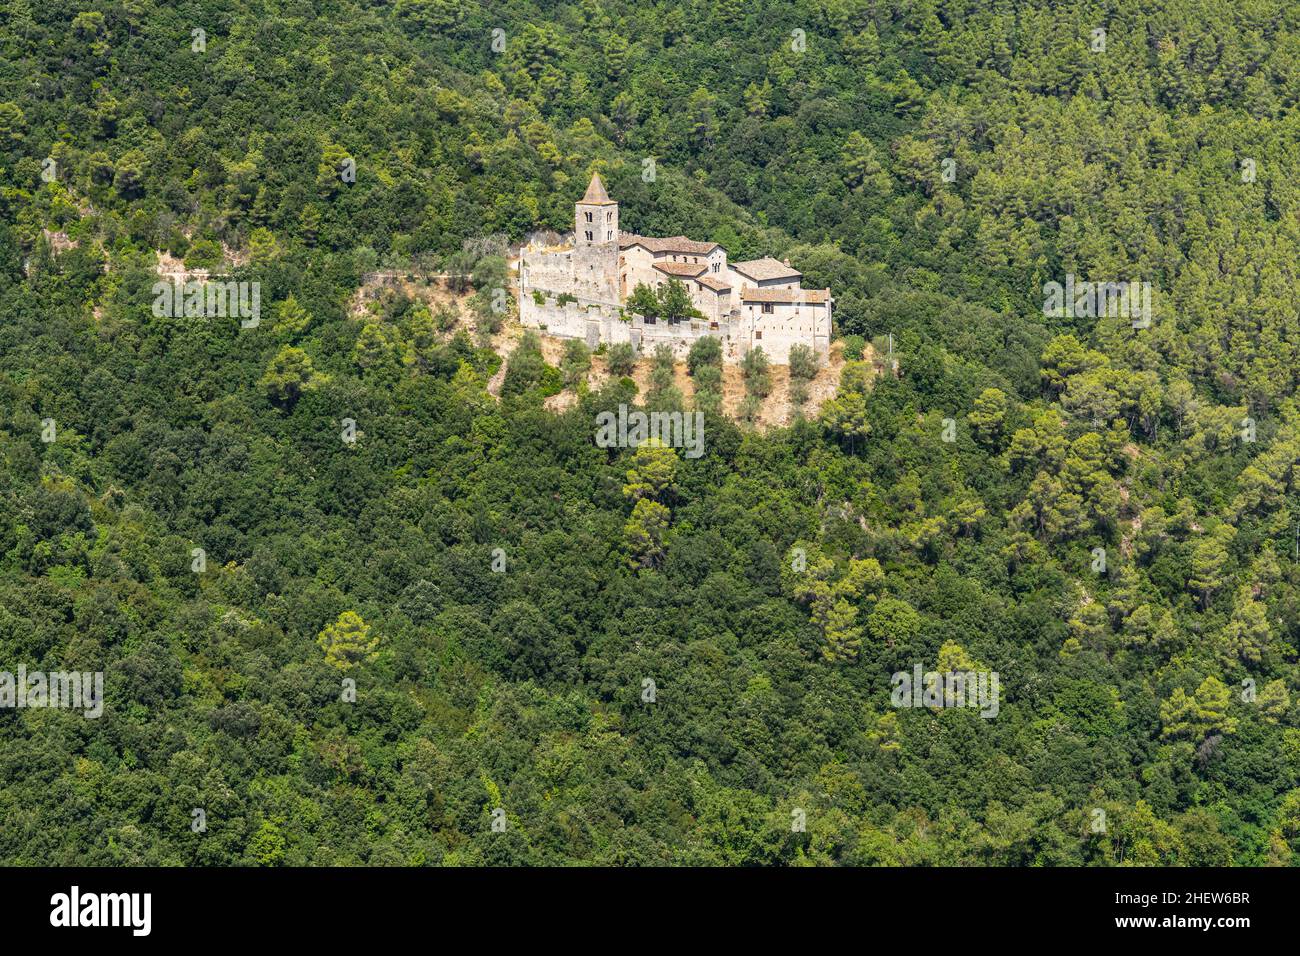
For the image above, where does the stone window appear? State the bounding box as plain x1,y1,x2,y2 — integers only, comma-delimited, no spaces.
585,212,593,223
755,330,763,340
762,303,774,314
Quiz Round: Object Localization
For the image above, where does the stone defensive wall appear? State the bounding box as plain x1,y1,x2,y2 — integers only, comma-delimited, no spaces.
519,289,752,362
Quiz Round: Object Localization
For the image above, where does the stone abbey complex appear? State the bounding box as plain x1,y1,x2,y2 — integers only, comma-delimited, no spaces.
518,173,833,364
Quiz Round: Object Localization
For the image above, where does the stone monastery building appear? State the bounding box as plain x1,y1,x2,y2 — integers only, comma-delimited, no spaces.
518,173,832,364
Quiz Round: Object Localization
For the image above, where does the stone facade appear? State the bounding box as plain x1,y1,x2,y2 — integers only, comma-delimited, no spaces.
518,174,833,364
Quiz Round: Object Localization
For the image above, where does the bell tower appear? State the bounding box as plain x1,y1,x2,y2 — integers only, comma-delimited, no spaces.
574,171,619,303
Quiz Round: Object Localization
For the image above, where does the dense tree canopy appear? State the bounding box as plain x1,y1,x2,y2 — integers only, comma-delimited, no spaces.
1,0,1299,865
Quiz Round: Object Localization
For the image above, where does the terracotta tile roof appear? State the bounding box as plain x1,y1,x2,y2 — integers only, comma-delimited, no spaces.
619,232,720,255
732,257,802,282
696,275,731,292
653,261,707,278
581,172,615,205
741,287,831,304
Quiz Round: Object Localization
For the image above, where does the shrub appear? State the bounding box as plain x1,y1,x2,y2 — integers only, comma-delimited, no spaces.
841,334,865,362
688,335,722,374
561,339,591,389
741,346,772,398
607,341,636,376
789,344,818,381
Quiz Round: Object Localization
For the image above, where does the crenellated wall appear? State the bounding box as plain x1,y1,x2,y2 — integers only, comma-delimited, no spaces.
521,247,617,305
519,292,629,348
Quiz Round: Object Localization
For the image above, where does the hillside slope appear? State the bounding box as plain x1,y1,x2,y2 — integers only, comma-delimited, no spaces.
0,1,1298,865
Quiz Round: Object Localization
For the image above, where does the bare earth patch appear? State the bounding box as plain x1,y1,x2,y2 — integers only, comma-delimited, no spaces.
43,229,78,254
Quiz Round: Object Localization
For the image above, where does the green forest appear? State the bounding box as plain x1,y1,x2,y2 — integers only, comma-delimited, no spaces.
3,0,1300,865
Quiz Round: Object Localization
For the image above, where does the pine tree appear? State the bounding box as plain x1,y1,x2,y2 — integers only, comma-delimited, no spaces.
317,611,378,670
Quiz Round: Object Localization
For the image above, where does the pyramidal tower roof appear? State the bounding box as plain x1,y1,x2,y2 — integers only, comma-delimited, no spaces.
581,171,614,205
